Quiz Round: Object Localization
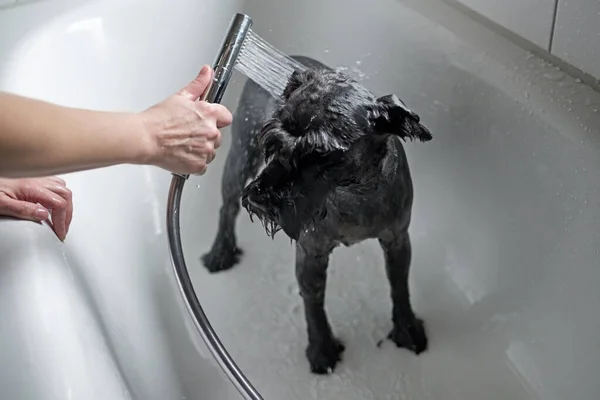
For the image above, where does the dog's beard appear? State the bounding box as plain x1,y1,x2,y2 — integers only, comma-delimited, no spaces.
243,203,283,239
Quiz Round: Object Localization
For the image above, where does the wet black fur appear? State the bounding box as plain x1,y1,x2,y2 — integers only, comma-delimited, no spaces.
202,56,432,374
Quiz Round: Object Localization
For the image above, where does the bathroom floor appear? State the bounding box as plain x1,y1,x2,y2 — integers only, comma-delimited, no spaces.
180,0,600,399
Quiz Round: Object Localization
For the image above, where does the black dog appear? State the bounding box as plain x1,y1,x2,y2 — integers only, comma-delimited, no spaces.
202,56,432,374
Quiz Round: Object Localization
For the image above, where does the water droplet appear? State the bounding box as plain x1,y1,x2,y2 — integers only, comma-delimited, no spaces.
543,71,565,81
324,49,329,53
291,304,301,315
287,283,297,295
355,60,362,66
196,184,200,188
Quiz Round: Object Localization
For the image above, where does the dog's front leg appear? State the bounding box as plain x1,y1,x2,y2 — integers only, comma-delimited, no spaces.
201,128,262,273
295,239,344,374
378,230,428,354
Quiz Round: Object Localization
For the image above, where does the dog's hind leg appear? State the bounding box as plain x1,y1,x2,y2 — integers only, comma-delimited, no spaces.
378,229,428,354
201,109,263,273
295,239,345,374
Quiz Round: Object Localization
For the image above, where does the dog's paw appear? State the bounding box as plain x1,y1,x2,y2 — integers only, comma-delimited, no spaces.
306,338,345,375
378,317,428,355
201,246,243,273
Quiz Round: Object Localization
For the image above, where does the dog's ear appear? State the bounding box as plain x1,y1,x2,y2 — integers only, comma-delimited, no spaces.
258,118,296,169
371,94,432,142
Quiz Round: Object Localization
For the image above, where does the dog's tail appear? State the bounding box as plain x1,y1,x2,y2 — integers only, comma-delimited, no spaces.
372,94,433,143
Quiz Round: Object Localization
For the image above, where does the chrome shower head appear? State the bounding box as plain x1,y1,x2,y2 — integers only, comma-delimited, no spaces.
201,13,253,104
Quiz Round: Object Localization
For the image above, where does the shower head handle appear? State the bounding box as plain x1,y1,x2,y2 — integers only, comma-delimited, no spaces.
173,13,252,181
201,13,253,104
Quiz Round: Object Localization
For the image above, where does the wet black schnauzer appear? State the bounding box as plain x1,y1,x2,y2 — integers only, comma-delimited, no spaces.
202,56,432,374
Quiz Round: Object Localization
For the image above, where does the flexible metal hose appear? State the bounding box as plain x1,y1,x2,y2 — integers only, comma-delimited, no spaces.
166,13,264,400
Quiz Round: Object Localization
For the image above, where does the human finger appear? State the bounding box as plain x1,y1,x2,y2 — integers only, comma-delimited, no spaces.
214,132,222,149
213,104,233,128
0,195,49,222
178,65,213,101
198,102,232,128
44,176,67,186
26,187,70,241
44,184,73,238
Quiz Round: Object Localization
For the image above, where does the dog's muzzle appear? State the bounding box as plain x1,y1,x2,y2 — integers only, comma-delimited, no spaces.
241,184,267,215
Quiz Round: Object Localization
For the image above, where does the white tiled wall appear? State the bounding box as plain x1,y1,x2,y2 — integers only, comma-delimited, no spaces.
451,0,600,81
453,0,557,49
551,0,600,80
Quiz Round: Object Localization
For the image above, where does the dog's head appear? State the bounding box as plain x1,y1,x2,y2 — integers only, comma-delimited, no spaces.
241,68,432,239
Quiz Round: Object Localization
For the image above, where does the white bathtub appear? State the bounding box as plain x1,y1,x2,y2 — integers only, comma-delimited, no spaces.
2,0,600,399
0,1,243,399
183,0,600,400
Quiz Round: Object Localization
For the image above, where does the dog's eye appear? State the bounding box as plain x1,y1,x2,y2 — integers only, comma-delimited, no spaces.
281,119,299,136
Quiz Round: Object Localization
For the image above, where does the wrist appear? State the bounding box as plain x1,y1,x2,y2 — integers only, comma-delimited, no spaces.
131,111,160,167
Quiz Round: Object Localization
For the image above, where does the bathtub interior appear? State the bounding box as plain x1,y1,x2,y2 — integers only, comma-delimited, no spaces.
0,1,244,399
180,0,600,399
0,0,599,399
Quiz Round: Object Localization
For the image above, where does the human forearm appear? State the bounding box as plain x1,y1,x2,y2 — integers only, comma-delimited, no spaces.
0,65,231,178
0,92,151,178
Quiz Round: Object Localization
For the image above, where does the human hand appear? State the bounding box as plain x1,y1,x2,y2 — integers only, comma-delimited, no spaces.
140,65,233,175
0,177,73,241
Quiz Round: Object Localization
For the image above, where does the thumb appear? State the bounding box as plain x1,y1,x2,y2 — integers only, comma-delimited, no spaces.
178,65,213,101
0,197,49,222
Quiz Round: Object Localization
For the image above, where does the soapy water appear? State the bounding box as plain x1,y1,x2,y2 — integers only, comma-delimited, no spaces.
235,30,369,97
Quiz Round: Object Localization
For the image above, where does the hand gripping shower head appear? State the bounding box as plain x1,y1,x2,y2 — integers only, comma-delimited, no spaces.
166,13,264,400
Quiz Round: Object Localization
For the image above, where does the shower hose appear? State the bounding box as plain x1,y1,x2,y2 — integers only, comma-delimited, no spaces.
166,12,264,400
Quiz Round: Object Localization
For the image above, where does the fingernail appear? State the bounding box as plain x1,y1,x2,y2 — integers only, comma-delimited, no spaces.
200,65,209,76
34,207,48,220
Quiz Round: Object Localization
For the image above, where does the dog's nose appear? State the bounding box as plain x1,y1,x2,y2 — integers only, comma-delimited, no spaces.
242,184,264,209
246,186,271,212
245,183,262,198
